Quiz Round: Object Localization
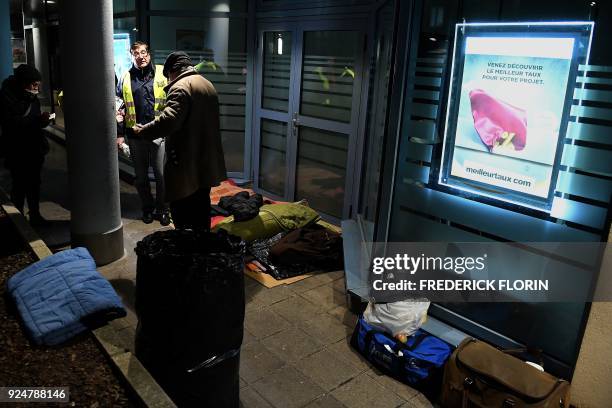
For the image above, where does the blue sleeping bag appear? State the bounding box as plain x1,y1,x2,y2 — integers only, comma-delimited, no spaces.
7,247,126,346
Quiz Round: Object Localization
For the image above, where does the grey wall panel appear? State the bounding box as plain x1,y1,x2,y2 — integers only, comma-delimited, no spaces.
221,94,249,104
579,64,612,72
415,66,444,74
404,142,433,162
570,105,612,121
215,83,247,93
391,203,602,267
566,122,612,145
394,183,601,242
550,198,608,229
416,57,446,64
389,209,492,242
561,145,612,176
412,89,440,101
220,105,247,115
412,75,441,87
399,161,430,184
407,120,436,140
573,88,612,103
556,171,612,202
411,102,438,119
220,117,246,131
576,76,612,85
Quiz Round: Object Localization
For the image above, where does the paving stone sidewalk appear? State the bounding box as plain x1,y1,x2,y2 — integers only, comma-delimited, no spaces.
0,137,432,408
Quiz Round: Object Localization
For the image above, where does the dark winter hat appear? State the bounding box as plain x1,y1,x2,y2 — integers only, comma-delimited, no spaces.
14,64,42,86
162,51,192,78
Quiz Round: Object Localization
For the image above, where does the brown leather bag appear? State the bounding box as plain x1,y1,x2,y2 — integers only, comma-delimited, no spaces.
441,338,570,408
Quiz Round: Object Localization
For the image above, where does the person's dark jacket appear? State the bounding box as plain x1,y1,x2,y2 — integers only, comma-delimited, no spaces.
117,63,156,135
0,76,50,164
138,67,227,202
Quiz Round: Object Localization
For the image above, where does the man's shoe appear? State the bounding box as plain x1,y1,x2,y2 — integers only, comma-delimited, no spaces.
29,214,52,227
142,211,154,224
160,212,172,226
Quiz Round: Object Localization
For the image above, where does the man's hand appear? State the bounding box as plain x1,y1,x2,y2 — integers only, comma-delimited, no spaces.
132,124,143,135
117,137,125,148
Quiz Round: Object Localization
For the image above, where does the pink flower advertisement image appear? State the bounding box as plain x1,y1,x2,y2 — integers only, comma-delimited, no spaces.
450,36,574,199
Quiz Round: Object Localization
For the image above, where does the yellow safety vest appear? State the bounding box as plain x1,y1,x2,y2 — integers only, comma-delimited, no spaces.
122,64,167,128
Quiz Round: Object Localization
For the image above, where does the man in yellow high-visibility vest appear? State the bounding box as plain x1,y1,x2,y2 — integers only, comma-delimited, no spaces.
117,41,170,225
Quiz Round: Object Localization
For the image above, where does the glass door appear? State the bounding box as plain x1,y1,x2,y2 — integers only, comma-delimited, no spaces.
254,27,296,199
254,22,366,220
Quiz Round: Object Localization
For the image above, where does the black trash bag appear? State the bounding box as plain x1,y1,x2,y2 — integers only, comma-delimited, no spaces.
134,229,246,408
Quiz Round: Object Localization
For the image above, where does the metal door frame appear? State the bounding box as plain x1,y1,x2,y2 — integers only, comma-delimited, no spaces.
253,23,300,202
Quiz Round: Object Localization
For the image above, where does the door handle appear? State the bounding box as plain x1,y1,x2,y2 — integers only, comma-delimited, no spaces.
291,112,300,136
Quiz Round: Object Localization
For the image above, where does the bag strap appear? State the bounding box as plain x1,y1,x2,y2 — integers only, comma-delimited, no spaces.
363,327,378,351
404,331,428,351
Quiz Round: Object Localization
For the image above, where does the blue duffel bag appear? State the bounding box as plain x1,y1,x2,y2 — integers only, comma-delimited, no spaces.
351,315,452,396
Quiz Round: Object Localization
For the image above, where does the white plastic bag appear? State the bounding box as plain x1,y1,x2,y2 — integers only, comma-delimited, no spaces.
363,299,430,340
119,142,131,159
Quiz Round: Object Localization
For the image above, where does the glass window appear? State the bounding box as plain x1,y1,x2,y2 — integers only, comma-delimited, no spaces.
359,1,395,226
149,16,248,173
113,17,137,45
295,127,348,218
149,0,247,13
300,30,359,123
262,31,292,112
259,119,287,196
113,0,135,13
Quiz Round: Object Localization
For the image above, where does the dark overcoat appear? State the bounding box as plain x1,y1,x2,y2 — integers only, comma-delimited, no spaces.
140,67,227,202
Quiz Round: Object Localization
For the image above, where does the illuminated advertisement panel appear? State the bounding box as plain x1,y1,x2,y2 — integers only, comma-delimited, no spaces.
439,22,593,211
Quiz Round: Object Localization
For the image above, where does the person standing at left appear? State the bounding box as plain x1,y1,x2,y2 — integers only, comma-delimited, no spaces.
118,41,171,225
0,64,52,226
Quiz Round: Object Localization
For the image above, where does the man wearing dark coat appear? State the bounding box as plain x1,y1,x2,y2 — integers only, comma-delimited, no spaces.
133,51,226,230
0,64,51,225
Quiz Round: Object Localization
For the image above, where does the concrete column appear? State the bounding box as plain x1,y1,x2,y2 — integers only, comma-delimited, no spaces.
59,0,123,265
207,1,230,71
0,0,12,82
31,18,52,106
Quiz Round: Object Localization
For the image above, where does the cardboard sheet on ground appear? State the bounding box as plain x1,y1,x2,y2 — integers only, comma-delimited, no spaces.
244,265,314,288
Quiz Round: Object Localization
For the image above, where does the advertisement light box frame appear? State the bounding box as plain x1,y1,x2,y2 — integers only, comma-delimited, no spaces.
438,22,594,213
